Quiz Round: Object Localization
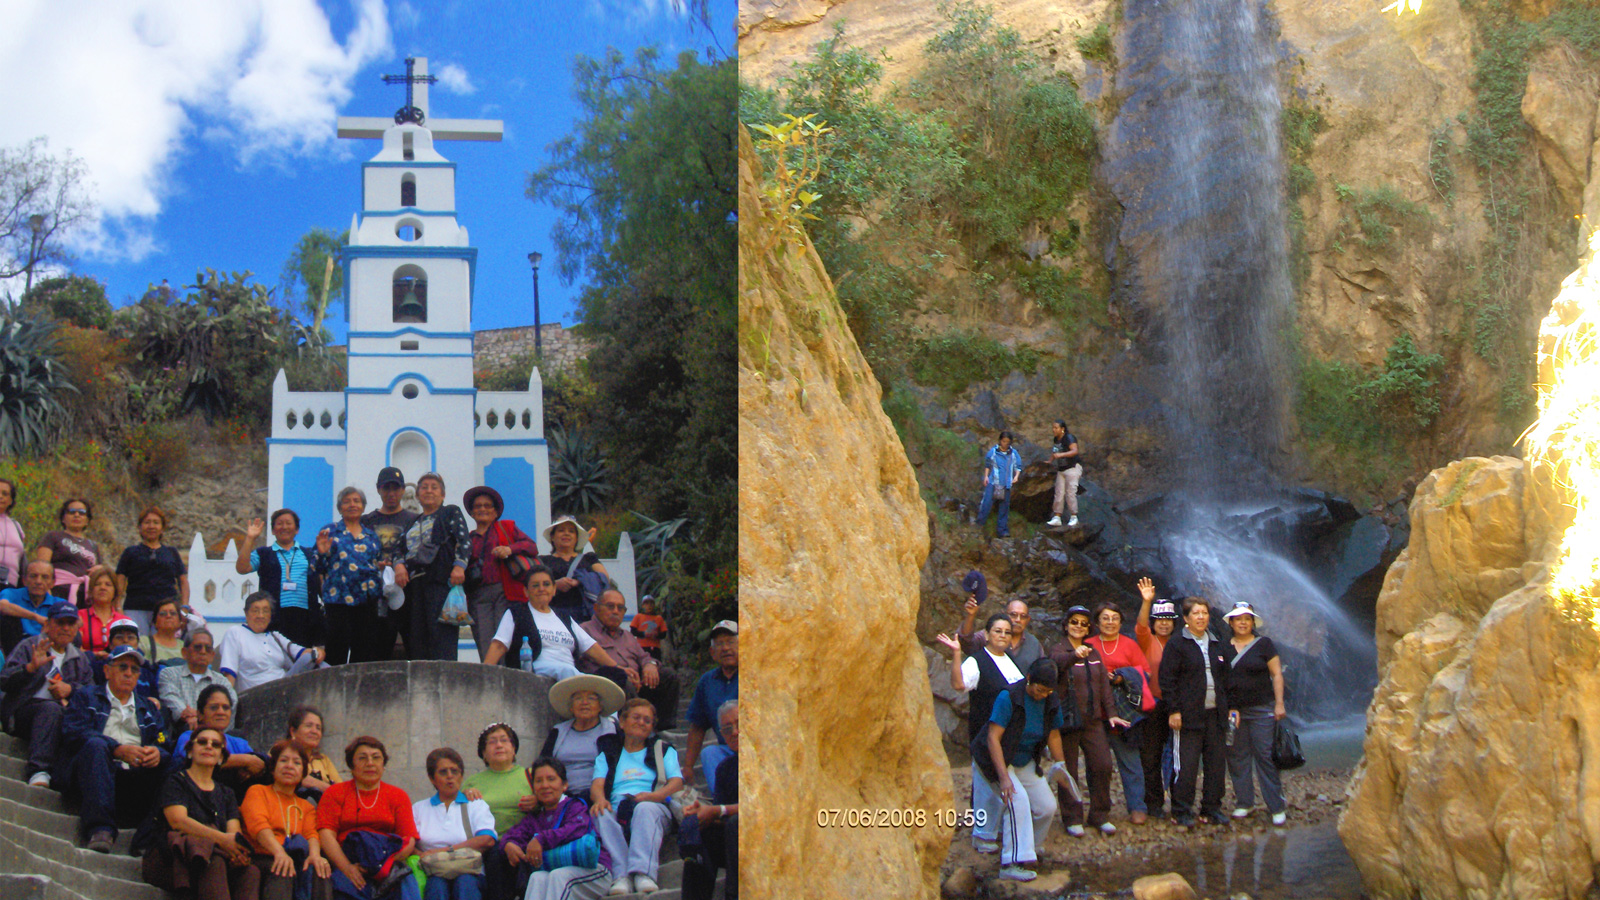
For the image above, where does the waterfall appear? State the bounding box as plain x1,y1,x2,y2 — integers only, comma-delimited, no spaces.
1104,0,1375,718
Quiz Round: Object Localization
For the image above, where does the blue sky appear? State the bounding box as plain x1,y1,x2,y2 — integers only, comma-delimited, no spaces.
0,0,734,340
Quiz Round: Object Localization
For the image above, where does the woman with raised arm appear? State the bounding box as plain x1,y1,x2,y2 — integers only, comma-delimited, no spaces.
1134,576,1181,819
237,509,323,649
314,488,386,665
936,612,1022,856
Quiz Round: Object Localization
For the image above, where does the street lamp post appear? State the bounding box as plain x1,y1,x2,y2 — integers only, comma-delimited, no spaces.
23,214,45,297
528,251,543,359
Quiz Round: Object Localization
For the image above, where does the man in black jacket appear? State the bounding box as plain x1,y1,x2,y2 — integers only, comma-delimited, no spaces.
1157,597,1237,826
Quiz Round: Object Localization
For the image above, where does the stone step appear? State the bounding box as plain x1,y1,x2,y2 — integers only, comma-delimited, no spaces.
0,818,166,900
0,874,96,900
0,804,147,881
0,759,71,814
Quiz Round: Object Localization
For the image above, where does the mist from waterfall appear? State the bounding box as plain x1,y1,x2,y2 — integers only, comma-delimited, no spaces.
1106,0,1375,718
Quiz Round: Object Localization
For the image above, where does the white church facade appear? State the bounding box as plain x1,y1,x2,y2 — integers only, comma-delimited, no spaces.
185,59,636,659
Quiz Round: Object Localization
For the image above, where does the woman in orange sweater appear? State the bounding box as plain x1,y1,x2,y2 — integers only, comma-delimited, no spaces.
242,739,331,900
1134,576,1181,819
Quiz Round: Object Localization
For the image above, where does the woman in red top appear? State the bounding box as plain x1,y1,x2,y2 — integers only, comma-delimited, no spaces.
1087,602,1154,824
316,736,420,900
77,566,122,658
1134,576,1181,819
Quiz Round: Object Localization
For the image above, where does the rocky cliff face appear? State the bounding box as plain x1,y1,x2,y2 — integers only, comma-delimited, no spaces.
739,128,949,900
1337,233,1600,897
741,0,1596,504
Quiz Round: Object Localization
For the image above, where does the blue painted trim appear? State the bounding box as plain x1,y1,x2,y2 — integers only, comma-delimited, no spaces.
345,371,475,395
348,351,475,359
476,438,548,446
265,438,346,446
349,386,475,395
205,616,247,624
350,328,474,339
364,161,456,168
359,209,458,218
386,428,437,471
337,246,478,316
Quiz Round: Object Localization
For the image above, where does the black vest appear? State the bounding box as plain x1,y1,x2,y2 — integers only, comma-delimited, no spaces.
595,732,666,799
254,544,321,609
968,648,1014,742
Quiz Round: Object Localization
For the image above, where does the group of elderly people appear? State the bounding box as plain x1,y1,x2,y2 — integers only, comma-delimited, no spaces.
1,638,738,900
939,573,1288,883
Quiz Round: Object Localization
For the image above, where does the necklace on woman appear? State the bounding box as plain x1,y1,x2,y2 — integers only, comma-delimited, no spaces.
356,784,381,810
1101,633,1121,656
274,786,300,831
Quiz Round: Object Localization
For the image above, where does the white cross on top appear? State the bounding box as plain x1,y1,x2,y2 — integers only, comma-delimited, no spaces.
336,57,503,142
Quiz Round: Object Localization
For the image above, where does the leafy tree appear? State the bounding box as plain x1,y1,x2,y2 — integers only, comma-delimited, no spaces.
20,275,113,329
527,47,736,573
0,310,75,454
0,138,95,288
114,270,283,422
278,228,348,345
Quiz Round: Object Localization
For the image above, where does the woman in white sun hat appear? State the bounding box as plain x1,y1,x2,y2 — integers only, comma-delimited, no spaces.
1222,600,1287,826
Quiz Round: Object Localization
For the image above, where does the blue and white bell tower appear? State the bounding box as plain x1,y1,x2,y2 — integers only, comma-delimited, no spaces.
186,58,636,656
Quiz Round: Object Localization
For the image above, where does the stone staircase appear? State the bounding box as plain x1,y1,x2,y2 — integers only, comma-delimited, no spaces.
0,730,722,900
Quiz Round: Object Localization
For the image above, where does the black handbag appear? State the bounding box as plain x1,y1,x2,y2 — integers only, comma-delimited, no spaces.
1272,719,1306,770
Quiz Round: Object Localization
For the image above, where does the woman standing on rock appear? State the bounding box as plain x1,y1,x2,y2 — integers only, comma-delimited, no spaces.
937,613,1024,855
1159,597,1236,827
1223,601,1287,825
1050,605,1127,837
1087,603,1153,825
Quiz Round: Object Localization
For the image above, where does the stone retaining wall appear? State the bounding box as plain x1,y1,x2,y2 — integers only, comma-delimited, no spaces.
474,323,592,376
234,661,558,799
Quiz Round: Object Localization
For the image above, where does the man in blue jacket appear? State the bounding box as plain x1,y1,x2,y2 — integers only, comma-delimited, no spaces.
59,643,169,852
978,431,1023,538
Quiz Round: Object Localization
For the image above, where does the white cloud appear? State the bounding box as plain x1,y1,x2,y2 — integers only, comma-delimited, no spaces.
585,0,691,28
434,62,476,95
0,0,391,259
393,0,422,30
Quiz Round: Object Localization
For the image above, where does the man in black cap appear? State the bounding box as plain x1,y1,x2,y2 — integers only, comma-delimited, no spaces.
0,600,93,788
362,466,417,659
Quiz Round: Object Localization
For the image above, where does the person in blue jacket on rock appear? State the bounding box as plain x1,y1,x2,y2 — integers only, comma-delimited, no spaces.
978,431,1023,538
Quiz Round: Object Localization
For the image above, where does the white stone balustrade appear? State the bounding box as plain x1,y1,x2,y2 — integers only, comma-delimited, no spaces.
272,389,347,440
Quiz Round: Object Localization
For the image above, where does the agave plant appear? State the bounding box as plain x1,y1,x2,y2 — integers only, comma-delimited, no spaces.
0,311,76,455
628,510,688,600
548,425,613,515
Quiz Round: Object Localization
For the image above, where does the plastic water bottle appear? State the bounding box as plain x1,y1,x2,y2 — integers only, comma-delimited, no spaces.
519,644,533,672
